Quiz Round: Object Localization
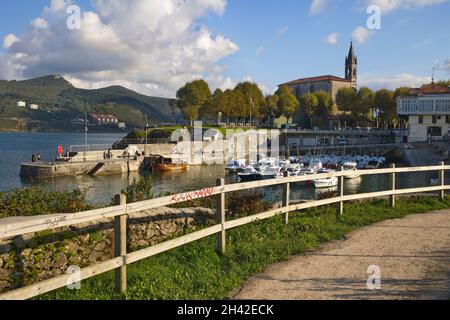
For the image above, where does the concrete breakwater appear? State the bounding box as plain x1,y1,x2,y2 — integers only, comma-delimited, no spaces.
0,206,215,293
20,158,143,179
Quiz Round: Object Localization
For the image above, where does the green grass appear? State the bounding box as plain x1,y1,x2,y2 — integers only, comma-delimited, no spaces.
39,196,450,300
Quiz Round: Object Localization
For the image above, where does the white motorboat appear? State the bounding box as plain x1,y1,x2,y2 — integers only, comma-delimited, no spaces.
260,166,282,179
238,166,261,182
226,159,246,173
284,163,303,176
342,162,361,179
312,169,338,188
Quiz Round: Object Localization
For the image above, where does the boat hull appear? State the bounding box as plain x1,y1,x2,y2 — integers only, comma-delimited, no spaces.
154,163,189,172
313,178,338,188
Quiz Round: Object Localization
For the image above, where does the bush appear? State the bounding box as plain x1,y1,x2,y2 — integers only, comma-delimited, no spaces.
0,188,90,218
122,176,154,204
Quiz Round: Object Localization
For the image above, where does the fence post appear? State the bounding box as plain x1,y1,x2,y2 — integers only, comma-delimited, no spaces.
390,164,396,208
338,166,344,215
114,193,127,293
216,178,226,254
440,161,445,200
282,171,290,224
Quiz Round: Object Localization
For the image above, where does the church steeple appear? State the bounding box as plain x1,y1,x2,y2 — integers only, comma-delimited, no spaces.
345,41,358,89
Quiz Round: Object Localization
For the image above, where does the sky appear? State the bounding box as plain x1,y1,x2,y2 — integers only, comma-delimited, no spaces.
0,0,449,98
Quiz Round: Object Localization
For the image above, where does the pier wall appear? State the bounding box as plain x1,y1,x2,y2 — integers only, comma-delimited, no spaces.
0,207,214,293
20,159,143,179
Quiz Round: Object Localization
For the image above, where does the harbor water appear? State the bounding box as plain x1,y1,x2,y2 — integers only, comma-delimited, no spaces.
0,132,439,206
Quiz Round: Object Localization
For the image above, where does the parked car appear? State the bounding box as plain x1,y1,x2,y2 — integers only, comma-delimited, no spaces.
404,144,414,150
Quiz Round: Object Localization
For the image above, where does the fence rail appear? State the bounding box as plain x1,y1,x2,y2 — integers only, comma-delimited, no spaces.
0,163,448,300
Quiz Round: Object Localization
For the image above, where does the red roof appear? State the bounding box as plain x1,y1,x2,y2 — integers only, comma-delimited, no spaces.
279,75,351,86
408,84,450,96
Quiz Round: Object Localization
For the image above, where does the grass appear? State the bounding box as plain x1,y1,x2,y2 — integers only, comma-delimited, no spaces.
38,195,450,300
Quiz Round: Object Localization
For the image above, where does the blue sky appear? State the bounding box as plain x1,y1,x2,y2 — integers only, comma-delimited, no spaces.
0,0,449,97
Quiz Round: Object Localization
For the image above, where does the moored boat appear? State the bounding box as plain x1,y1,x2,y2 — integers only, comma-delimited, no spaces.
312,169,338,188
238,166,262,182
342,162,361,179
154,163,189,171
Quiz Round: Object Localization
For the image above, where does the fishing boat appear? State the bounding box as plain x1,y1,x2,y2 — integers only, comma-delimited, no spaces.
238,166,262,182
153,156,189,172
312,169,338,189
342,162,361,179
154,163,189,172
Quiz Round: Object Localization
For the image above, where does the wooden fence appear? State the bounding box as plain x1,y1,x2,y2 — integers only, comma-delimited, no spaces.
0,163,448,300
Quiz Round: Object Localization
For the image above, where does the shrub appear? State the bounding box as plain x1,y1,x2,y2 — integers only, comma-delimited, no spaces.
0,188,90,218
122,176,154,204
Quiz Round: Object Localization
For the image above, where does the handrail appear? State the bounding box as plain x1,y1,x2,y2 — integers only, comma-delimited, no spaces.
0,163,447,300
1,165,448,240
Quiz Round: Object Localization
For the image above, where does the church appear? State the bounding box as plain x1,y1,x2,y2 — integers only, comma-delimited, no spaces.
279,41,358,104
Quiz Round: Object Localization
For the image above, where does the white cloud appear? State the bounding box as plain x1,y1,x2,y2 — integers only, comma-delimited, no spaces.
31,18,48,29
3,34,20,49
0,0,239,97
352,26,374,44
310,0,328,15
324,33,340,45
256,46,264,56
363,0,448,13
277,26,289,36
360,73,431,89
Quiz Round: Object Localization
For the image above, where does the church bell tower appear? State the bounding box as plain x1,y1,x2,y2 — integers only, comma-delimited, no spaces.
345,41,358,90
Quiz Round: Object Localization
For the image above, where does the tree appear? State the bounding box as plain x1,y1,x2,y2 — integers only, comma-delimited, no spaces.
275,85,300,122
200,89,225,120
176,80,211,124
314,91,334,127
234,82,265,125
299,93,318,128
375,89,397,129
356,87,375,119
261,94,280,127
336,87,357,114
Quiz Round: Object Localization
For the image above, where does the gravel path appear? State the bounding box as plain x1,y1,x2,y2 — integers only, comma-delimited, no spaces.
232,210,450,300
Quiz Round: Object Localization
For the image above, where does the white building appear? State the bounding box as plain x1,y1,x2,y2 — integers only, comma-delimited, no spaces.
398,84,450,142
30,104,39,110
17,101,26,107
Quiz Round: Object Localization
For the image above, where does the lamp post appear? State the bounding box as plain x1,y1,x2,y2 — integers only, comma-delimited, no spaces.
145,114,149,156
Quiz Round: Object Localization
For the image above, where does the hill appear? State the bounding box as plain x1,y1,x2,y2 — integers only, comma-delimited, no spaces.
0,75,180,132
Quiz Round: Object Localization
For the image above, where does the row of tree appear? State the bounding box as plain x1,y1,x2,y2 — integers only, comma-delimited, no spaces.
175,78,450,129
176,80,300,126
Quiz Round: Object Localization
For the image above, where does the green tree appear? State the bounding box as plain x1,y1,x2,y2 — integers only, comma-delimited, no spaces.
356,87,375,119
176,80,211,125
275,85,300,122
299,93,318,128
234,82,265,125
336,87,357,114
375,89,397,129
314,90,333,127
261,94,280,127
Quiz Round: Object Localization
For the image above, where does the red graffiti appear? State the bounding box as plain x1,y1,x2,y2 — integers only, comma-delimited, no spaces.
170,187,215,204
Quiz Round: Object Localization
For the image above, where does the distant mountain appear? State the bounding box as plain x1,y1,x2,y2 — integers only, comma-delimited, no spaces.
0,75,180,132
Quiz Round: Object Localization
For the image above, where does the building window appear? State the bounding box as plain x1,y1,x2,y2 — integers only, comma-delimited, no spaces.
419,115,424,124
447,116,450,124
433,116,438,124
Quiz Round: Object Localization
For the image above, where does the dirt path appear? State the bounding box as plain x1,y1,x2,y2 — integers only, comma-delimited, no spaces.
232,210,450,300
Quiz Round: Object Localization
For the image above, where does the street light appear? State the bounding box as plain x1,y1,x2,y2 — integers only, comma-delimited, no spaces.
145,114,149,156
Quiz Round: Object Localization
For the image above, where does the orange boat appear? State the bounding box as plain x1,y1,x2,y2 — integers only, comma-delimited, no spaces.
153,163,189,172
